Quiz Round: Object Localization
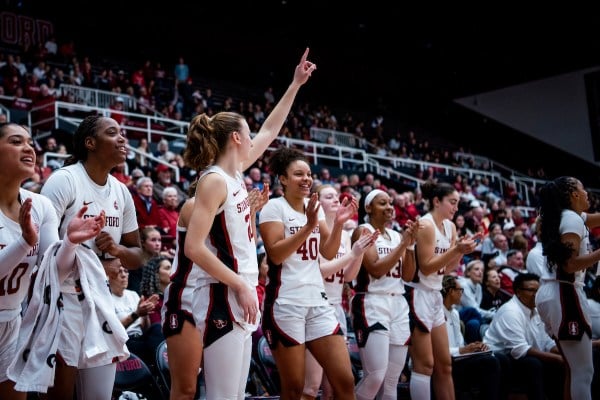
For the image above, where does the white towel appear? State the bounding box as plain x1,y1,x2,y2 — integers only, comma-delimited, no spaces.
7,241,62,393
7,243,130,392
75,246,129,369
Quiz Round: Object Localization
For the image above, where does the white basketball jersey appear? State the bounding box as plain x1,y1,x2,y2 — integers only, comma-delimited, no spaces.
415,213,453,290
200,166,258,286
322,229,350,305
40,162,138,289
259,196,327,306
0,189,59,320
354,223,405,295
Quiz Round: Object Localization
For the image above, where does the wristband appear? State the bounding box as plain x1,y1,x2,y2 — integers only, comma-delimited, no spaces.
63,234,77,248
131,312,139,321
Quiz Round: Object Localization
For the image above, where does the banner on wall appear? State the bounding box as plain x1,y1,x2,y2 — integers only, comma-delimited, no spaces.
0,12,54,48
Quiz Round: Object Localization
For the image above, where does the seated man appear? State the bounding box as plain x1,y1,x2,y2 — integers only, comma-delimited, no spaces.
442,275,505,400
484,273,565,400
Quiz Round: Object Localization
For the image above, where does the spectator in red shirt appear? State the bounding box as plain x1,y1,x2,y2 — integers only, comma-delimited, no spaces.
158,186,180,250
133,177,162,229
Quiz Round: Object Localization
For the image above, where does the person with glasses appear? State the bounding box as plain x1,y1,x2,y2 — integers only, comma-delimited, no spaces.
536,176,600,400
441,275,503,400
483,273,564,400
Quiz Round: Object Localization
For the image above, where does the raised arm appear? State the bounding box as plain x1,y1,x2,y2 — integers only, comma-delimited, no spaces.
243,48,316,171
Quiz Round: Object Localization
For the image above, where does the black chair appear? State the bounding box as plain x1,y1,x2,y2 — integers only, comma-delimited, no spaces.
113,352,165,400
155,339,204,399
255,335,281,395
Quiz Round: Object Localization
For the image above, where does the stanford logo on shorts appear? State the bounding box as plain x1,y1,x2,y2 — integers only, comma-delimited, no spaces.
569,321,579,336
169,314,179,329
213,319,228,329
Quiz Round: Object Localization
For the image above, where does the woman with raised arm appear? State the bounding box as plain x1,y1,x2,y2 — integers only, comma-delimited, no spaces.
162,48,316,400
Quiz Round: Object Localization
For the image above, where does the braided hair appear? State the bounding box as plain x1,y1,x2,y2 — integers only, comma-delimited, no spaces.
538,176,579,271
140,255,169,298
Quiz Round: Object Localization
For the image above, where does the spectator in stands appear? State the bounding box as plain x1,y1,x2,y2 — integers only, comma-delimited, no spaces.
58,38,76,62
318,167,336,185
153,138,175,163
153,163,188,205
484,273,564,400
488,233,510,269
502,220,517,249
525,217,545,277
173,56,189,84
139,255,170,363
536,176,600,399
132,137,150,170
33,148,53,184
32,83,56,133
407,180,480,400
458,260,495,342
132,177,162,230
158,186,179,249
110,96,127,126
130,226,173,294
111,162,133,187
110,264,160,367
0,54,22,95
248,166,264,190
497,249,526,295
441,275,504,400
481,222,502,266
129,168,145,189
480,268,512,311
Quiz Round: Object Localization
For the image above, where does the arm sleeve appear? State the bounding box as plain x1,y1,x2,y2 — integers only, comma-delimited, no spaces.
36,195,60,259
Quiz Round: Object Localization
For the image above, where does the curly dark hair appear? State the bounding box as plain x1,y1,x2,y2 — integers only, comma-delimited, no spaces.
268,147,308,191
140,256,170,298
538,176,579,271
